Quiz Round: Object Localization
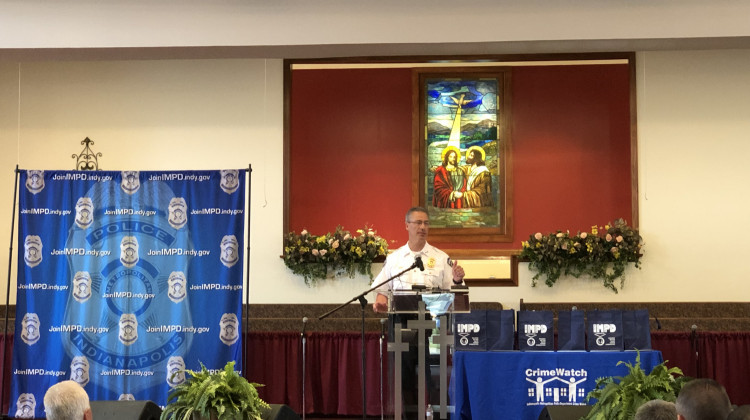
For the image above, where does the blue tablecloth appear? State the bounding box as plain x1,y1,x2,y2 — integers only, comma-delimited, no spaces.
451,350,663,420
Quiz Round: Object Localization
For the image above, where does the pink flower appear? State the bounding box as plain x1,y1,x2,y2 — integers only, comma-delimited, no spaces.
606,234,613,242
580,232,587,239
332,240,340,249
319,249,327,256
301,229,308,236
311,249,319,256
561,242,568,250
616,235,624,243
534,232,543,240
610,247,618,253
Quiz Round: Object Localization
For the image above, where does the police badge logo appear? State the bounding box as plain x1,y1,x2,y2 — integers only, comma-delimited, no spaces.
168,197,188,230
220,170,239,194
74,197,94,229
119,313,138,346
25,170,44,195
120,236,139,268
70,356,91,387
20,313,40,345
118,394,135,401
167,271,187,303
427,257,436,269
23,235,43,268
220,235,239,268
72,271,92,303
166,356,186,387
15,393,36,419
219,313,239,346
121,171,141,195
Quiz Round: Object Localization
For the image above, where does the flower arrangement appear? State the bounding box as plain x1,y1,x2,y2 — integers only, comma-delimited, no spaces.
283,225,390,286
519,218,643,293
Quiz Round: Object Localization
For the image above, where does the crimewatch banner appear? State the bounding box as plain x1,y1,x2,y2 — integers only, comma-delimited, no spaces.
10,170,245,418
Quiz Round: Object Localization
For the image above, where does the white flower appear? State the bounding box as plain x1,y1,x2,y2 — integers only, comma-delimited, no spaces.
344,234,351,241
534,232,543,240
556,232,564,238
301,229,308,236
332,240,340,249
367,230,375,237
312,249,319,256
616,235,624,243
319,249,327,256
580,232,588,239
606,234,613,241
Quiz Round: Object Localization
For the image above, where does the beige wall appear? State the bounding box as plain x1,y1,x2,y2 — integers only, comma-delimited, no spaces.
1,50,749,309
1,1,749,49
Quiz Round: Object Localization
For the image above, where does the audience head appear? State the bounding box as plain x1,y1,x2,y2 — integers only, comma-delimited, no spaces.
634,399,677,420
43,380,92,420
728,405,750,420
675,378,732,420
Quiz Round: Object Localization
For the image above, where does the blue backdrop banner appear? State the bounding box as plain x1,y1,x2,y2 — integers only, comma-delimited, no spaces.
10,170,245,418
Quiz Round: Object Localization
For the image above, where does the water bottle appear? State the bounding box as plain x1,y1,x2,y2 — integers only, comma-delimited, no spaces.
425,404,433,419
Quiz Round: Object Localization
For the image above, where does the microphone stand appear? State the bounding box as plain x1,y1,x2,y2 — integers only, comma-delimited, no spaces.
301,317,308,420
379,318,386,420
318,260,422,420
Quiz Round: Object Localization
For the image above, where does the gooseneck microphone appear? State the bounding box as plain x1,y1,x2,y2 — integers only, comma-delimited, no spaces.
414,256,425,271
302,317,308,336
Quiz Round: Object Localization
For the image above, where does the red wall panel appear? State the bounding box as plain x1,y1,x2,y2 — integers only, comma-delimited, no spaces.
289,65,632,249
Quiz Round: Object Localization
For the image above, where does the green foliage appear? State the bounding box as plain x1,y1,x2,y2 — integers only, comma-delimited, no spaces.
283,225,390,286
160,361,270,420
519,218,643,293
582,353,689,420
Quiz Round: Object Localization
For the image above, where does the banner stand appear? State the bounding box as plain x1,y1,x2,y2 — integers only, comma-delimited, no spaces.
243,164,252,379
0,166,20,419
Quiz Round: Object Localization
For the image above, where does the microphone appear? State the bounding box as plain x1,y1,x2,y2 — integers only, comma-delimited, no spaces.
414,256,425,271
380,318,387,337
301,317,308,336
654,316,662,330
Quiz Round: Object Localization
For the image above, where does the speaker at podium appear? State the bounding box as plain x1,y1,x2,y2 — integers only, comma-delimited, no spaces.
537,405,592,420
89,400,161,420
262,404,300,420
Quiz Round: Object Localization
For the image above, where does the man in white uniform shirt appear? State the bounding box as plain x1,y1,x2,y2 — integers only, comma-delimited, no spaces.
372,206,464,418
373,206,465,312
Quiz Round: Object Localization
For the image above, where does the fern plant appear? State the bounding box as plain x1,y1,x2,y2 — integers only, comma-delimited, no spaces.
582,352,689,420
160,361,270,420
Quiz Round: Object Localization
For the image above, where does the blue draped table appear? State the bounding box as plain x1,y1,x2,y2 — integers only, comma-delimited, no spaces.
451,350,663,420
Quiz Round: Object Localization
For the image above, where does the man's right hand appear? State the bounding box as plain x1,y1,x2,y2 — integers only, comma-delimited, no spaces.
373,293,388,313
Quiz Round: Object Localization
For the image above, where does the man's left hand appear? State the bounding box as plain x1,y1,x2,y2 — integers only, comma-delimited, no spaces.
452,260,465,283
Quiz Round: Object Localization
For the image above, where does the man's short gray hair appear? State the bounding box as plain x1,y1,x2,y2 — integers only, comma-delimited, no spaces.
44,380,90,420
405,206,428,222
634,399,677,420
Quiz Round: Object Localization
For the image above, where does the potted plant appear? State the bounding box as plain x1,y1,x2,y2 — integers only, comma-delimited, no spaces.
160,361,270,420
581,353,689,420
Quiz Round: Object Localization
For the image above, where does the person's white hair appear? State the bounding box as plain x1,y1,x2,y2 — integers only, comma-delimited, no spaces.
43,380,91,420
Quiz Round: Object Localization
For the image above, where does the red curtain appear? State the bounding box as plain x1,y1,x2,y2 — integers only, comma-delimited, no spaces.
652,331,750,404
245,331,388,416
0,331,746,416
